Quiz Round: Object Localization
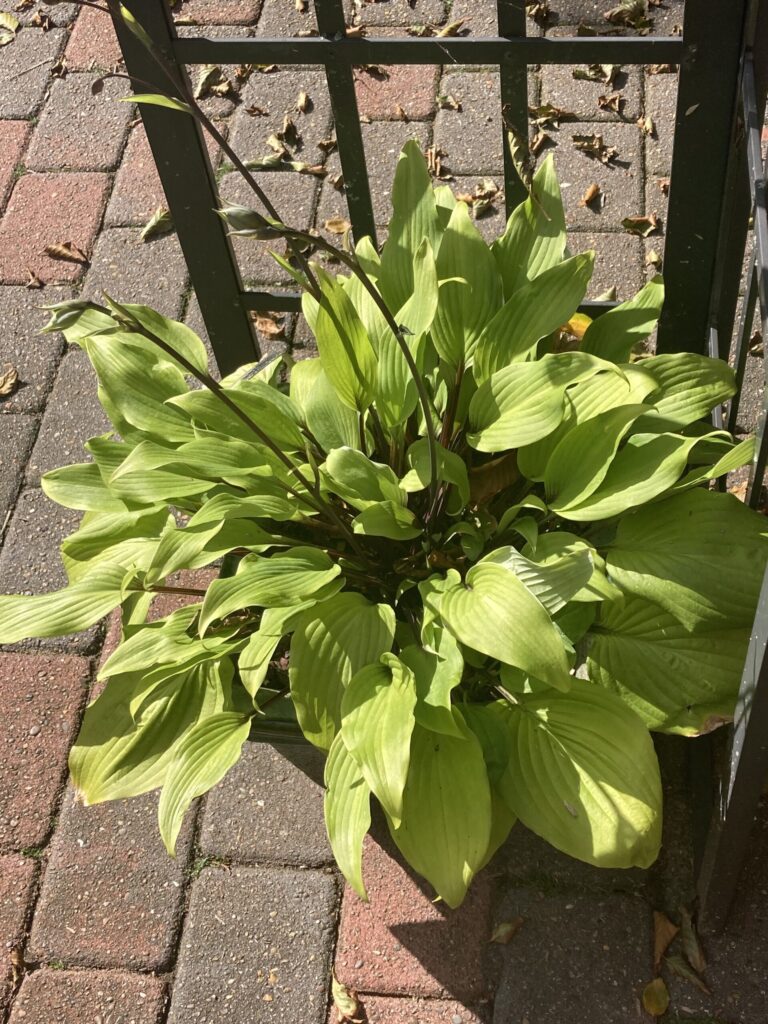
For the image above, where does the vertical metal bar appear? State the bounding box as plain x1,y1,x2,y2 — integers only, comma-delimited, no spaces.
497,0,530,214
656,0,749,354
113,1,258,375
698,562,768,932
313,0,377,244
727,258,758,435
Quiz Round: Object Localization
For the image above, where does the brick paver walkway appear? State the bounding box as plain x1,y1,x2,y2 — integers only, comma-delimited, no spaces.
1,1,768,1022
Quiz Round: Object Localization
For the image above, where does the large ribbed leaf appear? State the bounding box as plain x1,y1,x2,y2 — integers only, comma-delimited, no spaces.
497,684,662,868
607,489,768,630
199,548,341,633
0,562,128,644
324,732,372,899
588,595,746,734
289,357,359,452
633,352,737,431
431,201,502,369
42,462,129,512
341,654,417,825
400,631,464,738
388,711,492,907
351,502,422,540
473,251,594,381
492,155,567,299
289,593,396,750
481,545,593,614
439,563,572,690
323,447,405,510
159,711,251,855
525,532,621,603
581,275,664,362
111,302,209,376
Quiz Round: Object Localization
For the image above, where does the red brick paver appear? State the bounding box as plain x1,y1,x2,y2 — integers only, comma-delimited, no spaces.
0,172,110,285
330,995,488,1024
0,855,36,1009
0,655,89,853
8,969,166,1024
0,122,30,209
335,838,493,1001
355,64,439,121
65,5,123,70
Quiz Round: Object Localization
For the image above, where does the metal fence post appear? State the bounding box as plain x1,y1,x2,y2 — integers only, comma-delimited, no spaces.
497,0,530,215
657,0,749,354
114,0,259,374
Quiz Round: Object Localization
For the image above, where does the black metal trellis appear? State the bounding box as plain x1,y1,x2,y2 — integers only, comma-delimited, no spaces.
112,0,768,929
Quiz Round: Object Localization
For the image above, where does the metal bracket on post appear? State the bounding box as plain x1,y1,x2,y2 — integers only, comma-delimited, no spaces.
657,0,750,354
113,1,259,375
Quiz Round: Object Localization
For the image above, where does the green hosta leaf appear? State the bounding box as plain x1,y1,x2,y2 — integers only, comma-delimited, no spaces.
467,352,620,452
302,266,376,412
633,352,736,431
352,502,422,540
324,732,372,899
400,438,469,507
185,489,302,528
289,594,396,750
588,594,745,734
60,507,170,579
497,684,662,868
169,380,305,452
199,548,341,634
379,139,442,312
387,711,492,907
84,333,194,442
461,702,518,869
607,489,768,630
71,659,236,805
581,275,664,362
431,201,502,369
400,631,464,737
123,93,193,114
481,545,593,615
544,404,648,507
341,654,417,825
526,532,621,603
671,435,755,492
323,447,405,510
396,238,439,338
492,155,567,299
373,329,425,430
109,303,209,377
106,441,214,504
473,251,595,382
290,358,359,451
159,711,251,855
145,516,274,585
0,562,128,644
41,463,129,513
439,563,572,690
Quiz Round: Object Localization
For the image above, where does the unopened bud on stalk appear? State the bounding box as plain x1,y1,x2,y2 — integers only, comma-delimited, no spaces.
216,203,287,239
40,299,107,333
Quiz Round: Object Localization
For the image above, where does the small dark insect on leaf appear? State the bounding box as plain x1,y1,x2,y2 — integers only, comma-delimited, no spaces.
91,76,106,95
43,241,90,265
604,0,653,32
642,977,670,1017
529,103,576,128
579,183,602,208
140,206,174,243
0,364,19,397
526,1,551,24
679,907,707,974
490,916,524,944
296,90,312,113
573,63,620,86
245,104,268,117
647,63,678,74
572,133,618,164
652,910,679,969
437,93,462,111
597,91,624,114
665,953,712,994
25,268,44,289
436,19,466,36
621,213,660,237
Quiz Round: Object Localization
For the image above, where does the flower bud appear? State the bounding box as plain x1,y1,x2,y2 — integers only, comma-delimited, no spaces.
40,299,107,333
216,203,286,239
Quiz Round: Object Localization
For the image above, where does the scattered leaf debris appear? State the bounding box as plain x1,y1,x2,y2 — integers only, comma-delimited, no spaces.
0,11,20,45
331,971,364,1024
490,917,524,944
43,241,90,265
652,910,679,969
194,64,237,101
254,313,286,338
140,206,174,242
579,182,602,208
679,907,707,974
0,365,19,397
323,217,351,234
573,63,621,86
647,63,677,74
296,90,312,113
426,144,452,180
642,977,670,1017
529,103,576,128
665,953,712,995
604,0,653,32
29,9,54,30
278,114,301,148
456,178,503,218
572,133,619,163
437,93,462,111
25,268,44,289
597,91,624,114
622,213,660,236
637,114,656,136
526,1,551,24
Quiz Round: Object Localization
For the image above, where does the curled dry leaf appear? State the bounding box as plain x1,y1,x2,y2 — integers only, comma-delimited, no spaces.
437,93,462,112
530,130,551,156
0,11,20,45
278,115,300,148
51,54,67,78
665,953,711,995
289,161,326,177
194,64,222,100
140,206,174,242
43,241,89,265
346,24,365,38
657,176,670,195
324,217,352,235
604,0,653,32
331,972,364,1024
647,63,677,74
296,90,312,113
245,104,268,117
317,137,337,154
25,268,44,289
490,916,525,944
254,313,285,338
30,9,54,30
0,365,19,397
642,977,670,1017
637,115,656,137
394,103,409,121
646,249,662,269
526,1,551,24
234,64,255,85
266,133,288,157
679,907,707,974
436,19,466,36
597,91,624,114
426,145,451,180
579,182,602,208
573,63,620,86
529,103,576,128
329,172,344,191
652,910,679,969
622,213,660,237
572,133,618,164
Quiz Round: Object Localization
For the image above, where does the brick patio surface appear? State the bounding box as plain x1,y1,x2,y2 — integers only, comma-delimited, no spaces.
1,2,767,1023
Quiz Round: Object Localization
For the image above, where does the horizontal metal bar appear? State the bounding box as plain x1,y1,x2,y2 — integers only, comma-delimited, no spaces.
174,34,686,66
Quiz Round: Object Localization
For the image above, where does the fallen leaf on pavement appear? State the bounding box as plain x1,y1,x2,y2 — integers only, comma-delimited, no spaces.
490,917,524,944
254,313,285,338
597,91,624,114
0,365,19,397
332,971,363,1023
653,910,679,969
25,268,44,289
43,241,90,265
647,63,677,74
140,207,174,242
665,953,711,995
573,63,620,86
642,977,670,1017
622,213,660,237
637,115,656,136
573,133,619,163
0,11,19,45
296,90,312,113
324,217,351,234
436,19,466,36
605,0,653,31
579,183,602,207
529,102,576,127
680,907,707,974
437,93,462,111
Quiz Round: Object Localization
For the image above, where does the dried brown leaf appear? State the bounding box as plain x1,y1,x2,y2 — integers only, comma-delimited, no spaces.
646,248,663,269
647,63,677,74
296,90,312,113
529,102,576,128
289,161,326,177
490,917,524,944
317,136,337,154
245,104,268,117
679,907,707,974
642,977,670,1017
43,241,89,265
597,90,624,114
0,11,20,45
656,176,670,195
25,268,44,289
51,54,67,78
30,10,54,30
140,206,174,242
254,313,285,338
346,24,365,37
604,0,652,31
526,1,551,24
324,217,351,234
394,103,409,121
234,64,255,84
652,911,679,969
0,364,19,397
437,93,462,111
622,213,660,237
194,64,222,100
573,63,620,85
331,971,363,1024
266,133,288,157
436,19,465,36
530,129,551,155
329,172,345,191
665,953,711,995
572,133,618,163
278,115,300,147
637,114,656,136
579,182,602,207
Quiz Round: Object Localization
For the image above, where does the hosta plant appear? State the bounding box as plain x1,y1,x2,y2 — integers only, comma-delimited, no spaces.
2,145,766,909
